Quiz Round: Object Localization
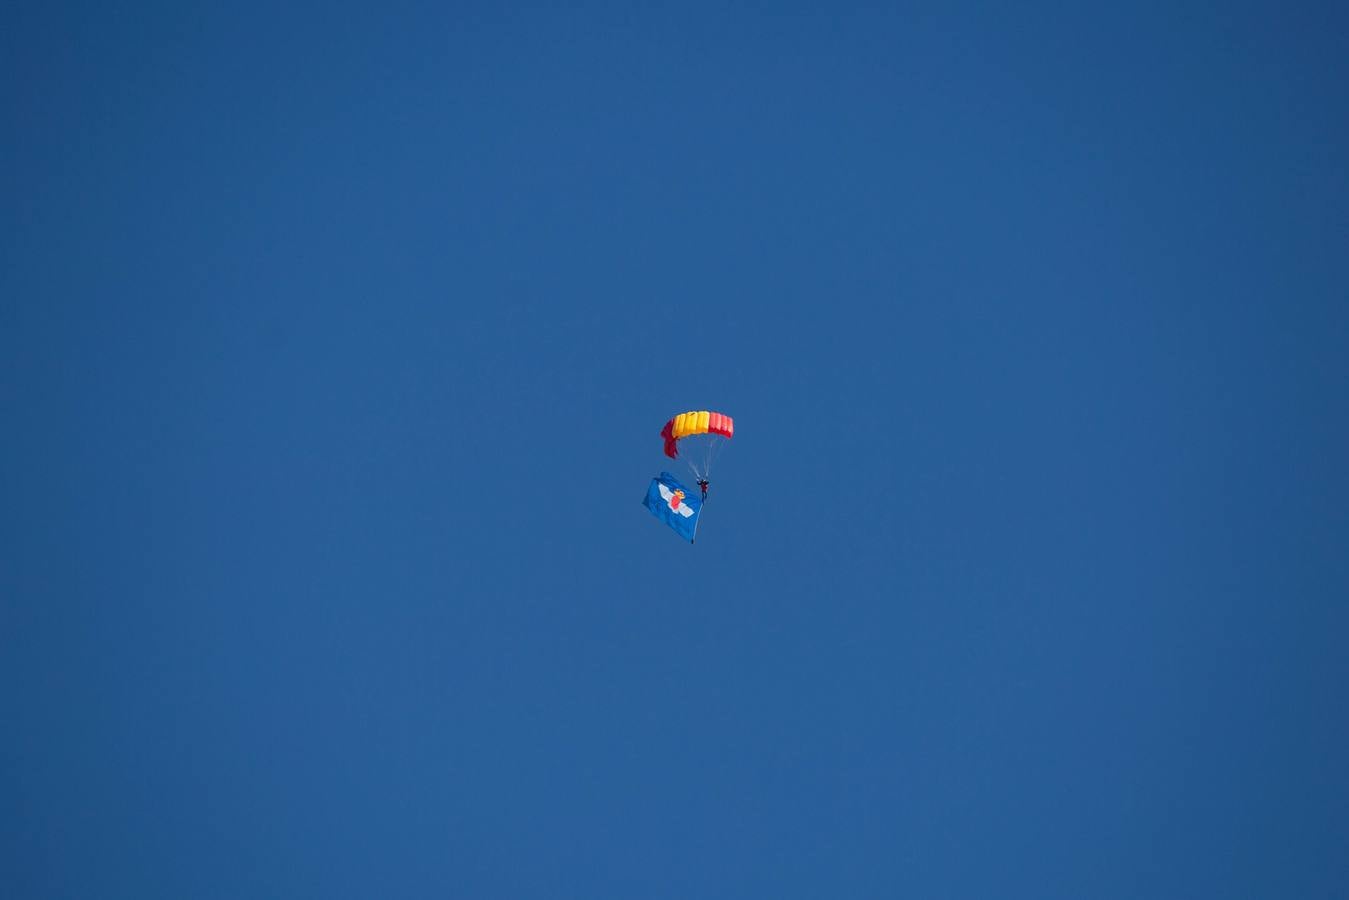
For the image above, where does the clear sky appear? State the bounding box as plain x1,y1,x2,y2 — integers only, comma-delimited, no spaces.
4,3,1348,897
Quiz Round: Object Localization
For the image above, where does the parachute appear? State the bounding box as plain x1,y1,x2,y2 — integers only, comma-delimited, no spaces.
660,410,734,483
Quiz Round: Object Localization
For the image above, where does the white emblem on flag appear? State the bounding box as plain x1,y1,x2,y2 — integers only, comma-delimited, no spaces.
657,483,696,517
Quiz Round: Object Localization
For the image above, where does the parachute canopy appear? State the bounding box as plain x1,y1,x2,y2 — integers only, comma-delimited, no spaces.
661,410,734,459
661,410,734,484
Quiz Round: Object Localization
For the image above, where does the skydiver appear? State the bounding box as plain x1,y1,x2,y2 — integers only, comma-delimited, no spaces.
698,479,709,501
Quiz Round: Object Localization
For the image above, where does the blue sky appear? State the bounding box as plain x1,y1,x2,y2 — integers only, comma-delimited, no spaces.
4,3,1348,897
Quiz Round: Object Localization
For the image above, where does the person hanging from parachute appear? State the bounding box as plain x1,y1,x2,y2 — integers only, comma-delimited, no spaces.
644,410,733,542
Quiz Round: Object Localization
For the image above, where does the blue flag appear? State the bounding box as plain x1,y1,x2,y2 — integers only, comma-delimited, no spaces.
642,472,702,543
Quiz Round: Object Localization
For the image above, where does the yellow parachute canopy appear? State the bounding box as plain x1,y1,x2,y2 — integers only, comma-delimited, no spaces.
661,410,733,458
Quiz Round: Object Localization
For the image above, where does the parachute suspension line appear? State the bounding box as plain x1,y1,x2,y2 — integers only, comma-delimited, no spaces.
707,433,723,474
685,439,702,481
677,434,722,487
699,436,716,485
684,433,713,482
